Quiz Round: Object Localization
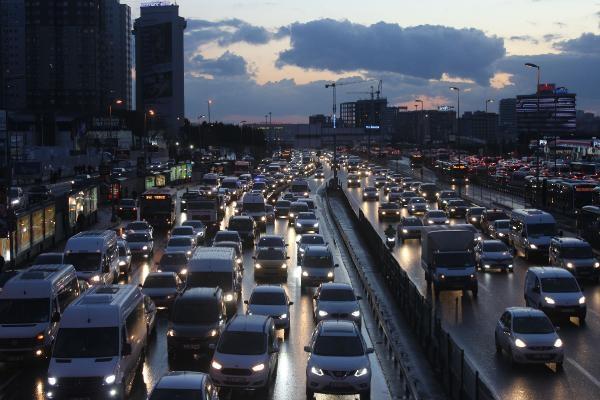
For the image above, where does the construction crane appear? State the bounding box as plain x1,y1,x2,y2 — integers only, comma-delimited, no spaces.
324,78,380,128
346,80,383,100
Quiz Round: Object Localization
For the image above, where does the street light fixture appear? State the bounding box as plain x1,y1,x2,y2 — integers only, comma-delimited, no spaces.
485,99,494,113
525,62,541,200
207,100,212,124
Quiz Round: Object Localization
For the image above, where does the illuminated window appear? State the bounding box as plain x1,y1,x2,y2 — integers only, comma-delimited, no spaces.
32,209,44,245
45,206,56,238
17,214,31,253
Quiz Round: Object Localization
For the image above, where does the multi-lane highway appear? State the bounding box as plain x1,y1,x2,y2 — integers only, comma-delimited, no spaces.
0,170,392,400
338,166,600,400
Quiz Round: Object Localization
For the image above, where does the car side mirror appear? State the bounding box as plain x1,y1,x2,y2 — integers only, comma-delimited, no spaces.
286,256,290,260
334,264,339,268
503,326,510,334
313,295,318,299
122,342,132,356
270,343,280,354
244,300,249,304
356,296,362,301
208,343,216,351
252,256,256,260
555,326,560,332
288,301,294,306
366,347,374,354
303,346,311,353
51,312,61,323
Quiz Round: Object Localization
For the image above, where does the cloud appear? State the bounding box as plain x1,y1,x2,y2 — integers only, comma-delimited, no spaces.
509,35,539,45
542,34,561,42
554,33,600,54
190,51,249,77
554,22,567,28
185,18,274,49
276,19,505,85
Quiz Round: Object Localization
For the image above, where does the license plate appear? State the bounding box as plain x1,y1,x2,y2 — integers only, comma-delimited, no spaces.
531,354,553,360
183,344,201,350
560,308,575,313
330,382,349,388
226,377,246,384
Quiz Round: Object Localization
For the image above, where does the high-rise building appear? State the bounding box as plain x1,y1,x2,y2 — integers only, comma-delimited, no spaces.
0,0,27,110
459,111,499,143
516,84,576,144
134,4,187,137
499,98,517,138
309,114,332,127
390,109,455,144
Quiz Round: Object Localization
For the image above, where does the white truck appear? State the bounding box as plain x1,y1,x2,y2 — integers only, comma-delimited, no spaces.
421,227,478,297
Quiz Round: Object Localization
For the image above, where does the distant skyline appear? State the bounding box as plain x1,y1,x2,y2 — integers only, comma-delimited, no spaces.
125,0,600,123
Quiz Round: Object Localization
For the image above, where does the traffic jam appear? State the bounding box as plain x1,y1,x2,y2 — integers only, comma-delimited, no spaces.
0,152,383,400
337,151,600,398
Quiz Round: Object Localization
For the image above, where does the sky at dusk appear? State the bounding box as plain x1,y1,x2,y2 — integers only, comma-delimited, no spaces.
125,0,600,123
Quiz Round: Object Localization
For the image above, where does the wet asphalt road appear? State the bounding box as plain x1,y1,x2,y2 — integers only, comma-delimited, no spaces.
0,171,391,400
339,167,600,400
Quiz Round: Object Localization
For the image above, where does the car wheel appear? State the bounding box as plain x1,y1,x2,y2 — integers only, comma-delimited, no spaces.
305,388,315,400
360,390,371,400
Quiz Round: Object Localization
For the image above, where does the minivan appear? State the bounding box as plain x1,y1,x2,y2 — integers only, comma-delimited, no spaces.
46,285,147,399
63,230,120,285
509,209,556,260
0,264,80,362
549,237,600,281
524,267,586,323
187,248,241,316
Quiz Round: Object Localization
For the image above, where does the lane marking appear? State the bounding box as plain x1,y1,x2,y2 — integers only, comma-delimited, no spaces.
566,358,600,389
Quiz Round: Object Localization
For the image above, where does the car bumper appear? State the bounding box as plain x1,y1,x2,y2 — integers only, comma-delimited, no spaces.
210,369,269,389
512,348,564,364
541,305,586,318
0,344,51,361
295,225,319,233
570,267,600,279
378,213,401,220
435,277,477,290
306,375,370,395
168,337,216,359
130,249,152,257
301,275,334,287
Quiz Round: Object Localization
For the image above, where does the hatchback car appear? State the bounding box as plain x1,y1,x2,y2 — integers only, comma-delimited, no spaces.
253,248,290,281
313,283,361,327
289,201,310,225
474,240,513,272
245,285,293,335
157,251,190,277
446,199,469,218
465,207,486,227
274,200,292,218
117,199,138,220
377,202,401,221
399,191,417,207
301,246,337,290
257,235,287,253
388,191,404,203
304,320,373,399
166,237,196,257
213,230,243,250
423,210,449,225
170,226,197,245
362,187,379,201
407,197,428,214
209,315,279,395
182,220,207,244
495,307,563,369
436,190,458,209
148,371,219,400
227,216,257,248
126,232,154,258
124,220,153,238
117,239,132,276
297,234,327,261
549,237,600,281
398,217,423,243
141,272,184,309
489,219,510,242
295,212,320,234
347,174,361,188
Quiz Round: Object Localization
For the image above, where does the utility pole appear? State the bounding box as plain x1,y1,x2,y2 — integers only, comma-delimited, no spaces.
450,87,461,196
525,62,541,204
207,100,212,124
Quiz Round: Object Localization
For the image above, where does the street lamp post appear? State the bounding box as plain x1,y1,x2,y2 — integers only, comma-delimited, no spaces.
207,100,212,124
450,87,461,194
108,99,123,146
525,62,541,203
415,99,424,179
485,99,494,153
144,109,155,165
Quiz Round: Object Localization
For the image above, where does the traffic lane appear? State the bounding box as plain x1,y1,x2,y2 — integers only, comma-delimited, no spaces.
338,174,600,400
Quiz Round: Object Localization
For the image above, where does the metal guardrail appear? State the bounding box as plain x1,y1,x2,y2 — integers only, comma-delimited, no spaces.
328,179,497,400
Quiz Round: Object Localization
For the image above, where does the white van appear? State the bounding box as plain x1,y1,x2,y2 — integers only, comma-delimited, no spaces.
290,179,310,198
64,230,120,284
509,209,557,259
0,264,80,362
241,192,267,231
46,285,147,399
187,248,241,316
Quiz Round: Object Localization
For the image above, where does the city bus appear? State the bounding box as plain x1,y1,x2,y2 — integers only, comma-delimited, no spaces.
140,187,177,228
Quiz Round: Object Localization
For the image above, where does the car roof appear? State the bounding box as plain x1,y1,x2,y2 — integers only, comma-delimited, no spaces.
320,282,353,291
259,235,285,241
528,266,577,278
552,237,589,247
251,285,286,294
481,239,506,246
180,287,221,299
226,314,270,332
318,320,359,336
304,245,331,255
505,307,548,318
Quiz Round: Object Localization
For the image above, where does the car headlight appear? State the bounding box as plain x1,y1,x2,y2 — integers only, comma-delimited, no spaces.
48,377,57,386
142,245,148,250
566,262,573,269
299,247,305,253
118,260,126,266
311,366,324,376
327,271,334,278
281,263,287,269
484,264,491,269
595,262,600,268
261,216,266,221
224,293,234,302
289,213,294,218
579,296,586,304
544,296,555,305
296,223,301,227
255,263,262,269
498,233,505,237
381,211,386,215
251,363,265,372
104,375,116,385
236,257,242,264
318,310,328,317
91,275,101,283
208,329,218,337
471,217,477,222
167,329,176,337
313,223,319,228
554,338,563,348
186,250,192,255
354,367,368,377
351,310,360,317
514,338,527,348
428,220,434,224
450,208,456,212
280,313,288,319
180,268,188,275
529,244,537,250
302,271,308,276
402,229,408,233
211,360,223,370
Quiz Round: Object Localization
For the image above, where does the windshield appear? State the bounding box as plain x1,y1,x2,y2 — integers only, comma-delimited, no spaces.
35,254,63,264
428,211,446,218
449,201,467,207
254,182,267,189
243,203,265,212
541,277,580,293
172,301,219,324
258,237,284,248
482,242,509,252
291,184,309,193
168,238,192,247
64,253,101,272
313,335,364,357
402,219,423,227
222,181,239,189
187,272,232,291
215,232,240,242
126,222,149,231
250,292,286,305
120,199,135,206
118,245,127,256
183,221,205,229
303,255,333,268
229,220,253,230
172,228,193,236
421,185,437,191
434,253,474,268
410,198,425,204
144,275,176,288
319,289,356,301
257,249,285,260
188,201,215,210
160,253,188,266
513,316,555,334
381,203,398,209
298,213,316,220
561,246,594,259
300,236,325,245
218,331,266,355
485,211,508,221
150,389,204,400
275,201,290,208
291,204,309,212
527,223,555,237
141,197,171,212
402,192,416,198
53,327,119,358
203,178,218,186
0,298,50,324
127,233,151,243
441,192,457,198
495,221,509,229
469,208,485,216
